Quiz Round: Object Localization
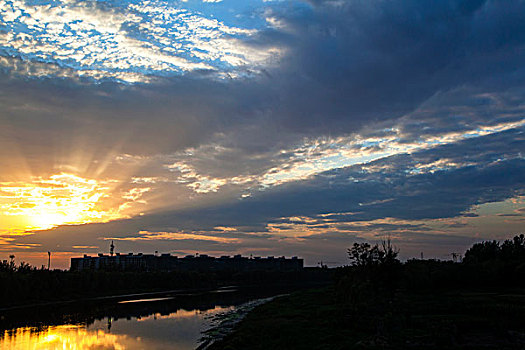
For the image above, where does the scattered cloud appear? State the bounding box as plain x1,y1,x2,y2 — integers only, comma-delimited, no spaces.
0,0,282,82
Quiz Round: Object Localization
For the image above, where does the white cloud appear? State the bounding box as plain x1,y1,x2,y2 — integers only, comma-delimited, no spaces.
0,0,281,82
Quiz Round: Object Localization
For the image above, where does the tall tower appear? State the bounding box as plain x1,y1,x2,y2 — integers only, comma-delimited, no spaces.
110,240,115,256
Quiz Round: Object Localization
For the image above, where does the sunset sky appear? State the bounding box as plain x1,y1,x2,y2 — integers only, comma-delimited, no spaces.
0,0,524,268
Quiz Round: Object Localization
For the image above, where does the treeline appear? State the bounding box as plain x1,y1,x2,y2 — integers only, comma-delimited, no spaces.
0,261,329,308
327,234,525,348
406,234,525,290
334,234,525,329
337,234,525,297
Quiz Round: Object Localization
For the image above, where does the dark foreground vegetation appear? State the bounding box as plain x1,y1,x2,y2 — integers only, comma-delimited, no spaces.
0,257,330,309
212,234,525,350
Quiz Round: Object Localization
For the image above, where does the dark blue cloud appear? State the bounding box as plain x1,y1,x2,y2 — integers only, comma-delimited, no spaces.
256,0,525,132
152,126,525,228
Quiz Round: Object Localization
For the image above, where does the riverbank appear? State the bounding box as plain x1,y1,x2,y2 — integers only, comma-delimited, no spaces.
0,286,236,313
210,285,525,349
198,295,283,349
0,268,331,309
210,237,525,349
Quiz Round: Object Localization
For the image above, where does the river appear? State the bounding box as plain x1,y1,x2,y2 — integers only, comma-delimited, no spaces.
0,286,287,350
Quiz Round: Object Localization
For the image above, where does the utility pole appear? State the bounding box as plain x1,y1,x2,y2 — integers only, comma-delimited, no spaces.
47,251,51,270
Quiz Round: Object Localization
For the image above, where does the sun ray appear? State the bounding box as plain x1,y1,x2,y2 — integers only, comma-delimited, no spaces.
0,173,148,234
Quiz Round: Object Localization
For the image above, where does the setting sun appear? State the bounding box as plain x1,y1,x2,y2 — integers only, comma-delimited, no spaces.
0,174,124,233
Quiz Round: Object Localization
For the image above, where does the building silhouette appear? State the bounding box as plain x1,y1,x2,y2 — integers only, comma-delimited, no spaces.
70,253,303,272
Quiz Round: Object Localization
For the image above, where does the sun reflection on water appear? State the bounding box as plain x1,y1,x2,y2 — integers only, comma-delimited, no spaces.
0,305,235,350
0,325,130,350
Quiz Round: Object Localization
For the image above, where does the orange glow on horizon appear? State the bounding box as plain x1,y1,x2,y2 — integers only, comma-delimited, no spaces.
0,173,148,235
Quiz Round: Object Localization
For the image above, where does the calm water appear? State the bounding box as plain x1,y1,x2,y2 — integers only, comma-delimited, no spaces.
1,305,231,349
0,287,281,350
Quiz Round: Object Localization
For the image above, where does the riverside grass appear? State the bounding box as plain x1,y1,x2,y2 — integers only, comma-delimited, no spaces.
210,286,525,349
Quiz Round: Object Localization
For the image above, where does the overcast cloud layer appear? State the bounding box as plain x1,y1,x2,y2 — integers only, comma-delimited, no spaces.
0,0,524,267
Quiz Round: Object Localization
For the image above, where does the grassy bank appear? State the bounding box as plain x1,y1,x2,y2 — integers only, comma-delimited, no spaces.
211,286,525,349
209,287,355,350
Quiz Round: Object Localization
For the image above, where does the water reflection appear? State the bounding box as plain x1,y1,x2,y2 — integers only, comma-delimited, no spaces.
0,286,291,350
1,325,130,350
118,297,174,304
1,305,234,350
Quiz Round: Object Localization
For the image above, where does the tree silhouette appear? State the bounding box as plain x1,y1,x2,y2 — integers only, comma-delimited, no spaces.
347,239,399,267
